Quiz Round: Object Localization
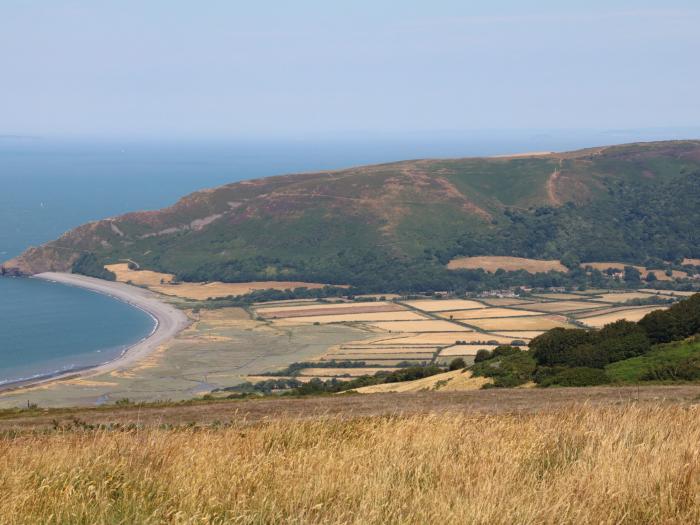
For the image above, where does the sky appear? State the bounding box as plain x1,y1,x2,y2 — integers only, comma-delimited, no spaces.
1,1,699,139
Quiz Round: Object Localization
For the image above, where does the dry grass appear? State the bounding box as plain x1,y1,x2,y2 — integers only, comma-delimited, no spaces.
400,299,486,311
2,405,698,524
152,281,332,300
439,307,544,320
683,258,700,266
468,316,569,331
106,263,174,286
106,264,334,299
447,255,567,273
578,306,669,328
352,369,490,393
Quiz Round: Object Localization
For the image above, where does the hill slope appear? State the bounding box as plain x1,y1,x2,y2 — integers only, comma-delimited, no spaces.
4,140,700,291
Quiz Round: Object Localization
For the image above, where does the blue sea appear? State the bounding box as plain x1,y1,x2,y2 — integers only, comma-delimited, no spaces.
1,130,695,384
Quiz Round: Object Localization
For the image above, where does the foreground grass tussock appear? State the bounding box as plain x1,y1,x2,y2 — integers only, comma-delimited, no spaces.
1,405,699,524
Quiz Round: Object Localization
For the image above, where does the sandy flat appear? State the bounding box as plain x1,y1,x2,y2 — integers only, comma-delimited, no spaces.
0,272,190,392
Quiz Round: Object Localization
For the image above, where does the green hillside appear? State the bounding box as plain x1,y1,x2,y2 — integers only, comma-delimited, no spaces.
3,140,700,292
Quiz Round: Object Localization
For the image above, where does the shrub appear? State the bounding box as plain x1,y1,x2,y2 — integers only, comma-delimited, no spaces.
474,349,492,363
539,367,610,387
530,328,593,366
449,358,467,371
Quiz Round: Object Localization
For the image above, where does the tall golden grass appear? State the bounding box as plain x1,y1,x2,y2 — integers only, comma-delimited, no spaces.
1,404,699,524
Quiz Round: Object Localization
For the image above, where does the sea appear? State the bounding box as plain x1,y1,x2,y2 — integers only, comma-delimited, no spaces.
1,129,695,385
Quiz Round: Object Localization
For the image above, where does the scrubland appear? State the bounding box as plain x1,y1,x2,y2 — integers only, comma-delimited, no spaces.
1,404,699,524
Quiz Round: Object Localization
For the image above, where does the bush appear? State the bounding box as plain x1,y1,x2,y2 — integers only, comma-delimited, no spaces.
530,328,593,366
474,349,492,363
492,345,521,358
472,351,536,388
449,358,467,371
539,367,610,387
641,355,700,381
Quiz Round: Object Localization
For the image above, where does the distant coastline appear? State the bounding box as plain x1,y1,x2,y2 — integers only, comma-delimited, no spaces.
0,273,190,394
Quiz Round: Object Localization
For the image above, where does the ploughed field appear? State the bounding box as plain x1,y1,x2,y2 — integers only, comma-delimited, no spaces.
249,289,680,381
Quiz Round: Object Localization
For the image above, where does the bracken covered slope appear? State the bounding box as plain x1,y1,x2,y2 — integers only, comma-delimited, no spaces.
3,140,700,289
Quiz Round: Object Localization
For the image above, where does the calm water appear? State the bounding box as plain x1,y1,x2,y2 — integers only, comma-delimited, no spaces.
1,130,694,384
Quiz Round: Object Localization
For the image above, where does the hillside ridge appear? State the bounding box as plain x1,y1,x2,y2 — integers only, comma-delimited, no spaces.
3,140,700,291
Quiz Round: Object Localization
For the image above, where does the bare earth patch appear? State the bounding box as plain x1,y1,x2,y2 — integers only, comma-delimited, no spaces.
447,256,567,273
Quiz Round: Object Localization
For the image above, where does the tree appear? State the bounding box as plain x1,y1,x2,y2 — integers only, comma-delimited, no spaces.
474,349,492,363
530,328,593,366
449,358,467,371
624,266,642,284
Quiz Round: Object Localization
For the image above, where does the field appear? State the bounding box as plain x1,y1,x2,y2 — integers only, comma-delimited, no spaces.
439,344,512,356
364,320,471,332
400,299,485,311
439,307,543,319
593,291,658,303
352,369,490,393
467,315,570,331
584,262,688,281
2,398,699,523
105,263,334,299
446,255,567,273
248,290,671,382
105,263,174,285
523,300,604,313
579,306,669,328
255,301,399,315
491,330,545,339
272,311,428,324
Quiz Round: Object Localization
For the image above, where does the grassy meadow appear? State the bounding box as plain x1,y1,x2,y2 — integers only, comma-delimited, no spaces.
1,404,699,524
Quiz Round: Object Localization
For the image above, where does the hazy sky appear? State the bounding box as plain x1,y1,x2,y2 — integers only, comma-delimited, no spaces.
1,1,699,139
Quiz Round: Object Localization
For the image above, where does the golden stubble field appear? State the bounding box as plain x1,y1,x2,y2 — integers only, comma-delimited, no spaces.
251,291,675,380
2,404,698,524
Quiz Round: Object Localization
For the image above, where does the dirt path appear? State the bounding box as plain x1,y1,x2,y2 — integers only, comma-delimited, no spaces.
547,159,564,206
2,385,699,431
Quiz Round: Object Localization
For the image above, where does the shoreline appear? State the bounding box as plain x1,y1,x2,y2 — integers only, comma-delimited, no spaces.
0,272,190,394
